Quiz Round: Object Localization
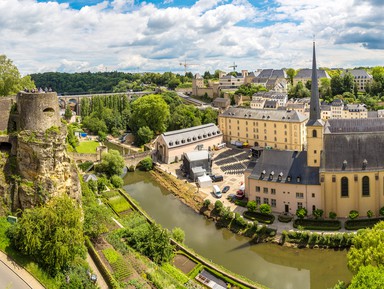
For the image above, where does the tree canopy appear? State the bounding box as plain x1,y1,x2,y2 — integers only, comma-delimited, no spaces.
0,55,35,96
8,195,85,275
96,149,125,178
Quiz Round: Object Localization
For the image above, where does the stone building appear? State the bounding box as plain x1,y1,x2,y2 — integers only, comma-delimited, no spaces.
154,123,223,164
244,42,384,217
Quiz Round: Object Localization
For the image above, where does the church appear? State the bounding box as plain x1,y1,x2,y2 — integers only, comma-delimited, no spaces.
244,43,384,218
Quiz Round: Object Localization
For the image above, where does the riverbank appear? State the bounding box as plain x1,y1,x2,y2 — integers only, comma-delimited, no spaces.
150,165,356,250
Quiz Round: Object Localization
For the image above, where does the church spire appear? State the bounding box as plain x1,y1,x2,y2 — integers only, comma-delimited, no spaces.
308,41,321,125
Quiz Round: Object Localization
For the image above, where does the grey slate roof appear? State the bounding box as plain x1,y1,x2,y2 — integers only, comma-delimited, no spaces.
341,69,372,79
324,118,384,133
220,107,308,122
162,123,222,149
294,69,329,79
248,150,320,185
322,118,384,171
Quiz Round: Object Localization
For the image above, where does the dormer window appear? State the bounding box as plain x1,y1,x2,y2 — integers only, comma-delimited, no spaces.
362,159,368,170
287,176,291,182
297,176,301,183
193,136,197,141
169,141,174,146
181,139,185,144
175,140,180,145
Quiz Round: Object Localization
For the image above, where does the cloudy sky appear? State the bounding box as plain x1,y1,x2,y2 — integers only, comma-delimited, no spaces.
1,0,383,75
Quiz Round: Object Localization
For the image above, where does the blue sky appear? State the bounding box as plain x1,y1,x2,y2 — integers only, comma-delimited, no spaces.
2,0,384,74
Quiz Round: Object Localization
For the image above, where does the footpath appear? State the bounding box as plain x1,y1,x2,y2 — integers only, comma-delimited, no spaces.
0,251,45,289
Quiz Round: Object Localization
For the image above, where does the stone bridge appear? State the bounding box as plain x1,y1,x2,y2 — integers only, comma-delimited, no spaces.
58,92,151,115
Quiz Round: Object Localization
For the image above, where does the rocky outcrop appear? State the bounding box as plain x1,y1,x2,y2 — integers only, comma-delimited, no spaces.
12,125,80,210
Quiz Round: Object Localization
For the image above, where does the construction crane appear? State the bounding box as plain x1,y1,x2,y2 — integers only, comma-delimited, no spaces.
179,60,197,75
229,62,237,71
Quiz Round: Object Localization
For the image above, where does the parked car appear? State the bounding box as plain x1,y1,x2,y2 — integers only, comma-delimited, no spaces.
222,186,230,193
210,174,224,182
213,185,222,198
236,190,245,199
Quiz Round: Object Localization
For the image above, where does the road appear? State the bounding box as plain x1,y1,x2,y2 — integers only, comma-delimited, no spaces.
0,257,35,289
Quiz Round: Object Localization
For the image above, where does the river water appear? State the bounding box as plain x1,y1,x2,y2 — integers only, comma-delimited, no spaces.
123,171,352,289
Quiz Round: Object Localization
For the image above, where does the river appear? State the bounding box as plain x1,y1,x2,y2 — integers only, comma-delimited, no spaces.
123,171,352,289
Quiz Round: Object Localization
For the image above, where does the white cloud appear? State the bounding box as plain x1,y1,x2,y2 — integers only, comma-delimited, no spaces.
0,0,383,75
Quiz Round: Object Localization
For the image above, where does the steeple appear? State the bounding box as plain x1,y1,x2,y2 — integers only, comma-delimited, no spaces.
307,41,321,126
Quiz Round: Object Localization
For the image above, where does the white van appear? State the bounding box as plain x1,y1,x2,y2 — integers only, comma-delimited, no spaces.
213,185,222,198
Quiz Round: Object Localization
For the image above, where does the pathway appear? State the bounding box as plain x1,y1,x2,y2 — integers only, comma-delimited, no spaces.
0,251,45,289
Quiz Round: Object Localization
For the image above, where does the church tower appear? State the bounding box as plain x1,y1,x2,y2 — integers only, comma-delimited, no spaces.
306,42,324,167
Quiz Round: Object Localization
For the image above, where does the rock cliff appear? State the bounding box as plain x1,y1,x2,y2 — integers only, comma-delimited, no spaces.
11,125,80,210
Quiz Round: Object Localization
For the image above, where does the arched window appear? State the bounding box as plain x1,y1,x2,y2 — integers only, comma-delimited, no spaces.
362,176,370,196
312,129,317,138
341,177,348,197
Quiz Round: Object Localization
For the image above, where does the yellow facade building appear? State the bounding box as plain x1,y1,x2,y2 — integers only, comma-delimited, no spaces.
218,107,308,151
245,43,384,217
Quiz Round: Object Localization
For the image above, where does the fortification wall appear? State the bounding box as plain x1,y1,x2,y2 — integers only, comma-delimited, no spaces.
0,97,15,131
16,92,60,131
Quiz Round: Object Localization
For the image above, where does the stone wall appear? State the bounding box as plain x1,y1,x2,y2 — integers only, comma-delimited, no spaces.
16,92,60,131
0,97,15,131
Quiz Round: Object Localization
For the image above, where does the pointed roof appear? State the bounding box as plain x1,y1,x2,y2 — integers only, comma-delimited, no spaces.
307,42,323,126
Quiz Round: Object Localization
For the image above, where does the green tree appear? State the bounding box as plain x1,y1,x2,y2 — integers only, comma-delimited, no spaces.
136,126,154,146
168,105,201,131
286,68,297,86
171,227,185,243
64,107,73,120
0,55,35,96
8,195,85,275
129,94,170,135
347,221,384,274
296,207,307,219
110,175,124,188
348,265,384,289
96,149,125,178
259,203,272,214
247,200,258,212
138,156,153,171
201,107,218,124
167,78,181,90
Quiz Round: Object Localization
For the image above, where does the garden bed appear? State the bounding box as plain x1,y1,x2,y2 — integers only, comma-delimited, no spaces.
344,217,384,230
278,214,293,223
243,211,275,224
293,219,341,230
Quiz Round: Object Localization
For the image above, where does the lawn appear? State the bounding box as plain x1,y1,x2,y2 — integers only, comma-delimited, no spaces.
75,141,100,154
108,195,131,213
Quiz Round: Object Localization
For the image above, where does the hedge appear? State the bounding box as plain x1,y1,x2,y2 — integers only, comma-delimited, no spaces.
243,211,275,224
278,214,293,223
293,219,341,231
85,238,120,289
344,217,384,230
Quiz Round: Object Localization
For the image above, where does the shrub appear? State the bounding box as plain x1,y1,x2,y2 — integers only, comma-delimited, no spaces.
344,217,384,230
234,199,248,207
138,156,153,171
349,210,359,220
278,214,293,223
203,199,211,207
243,211,275,224
329,211,337,219
259,203,271,214
214,200,223,212
367,210,373,218
247,201,257,212
110,175,124,188
313,209,324,219
293,219,341,231
380,206,384,216
296,207,307,219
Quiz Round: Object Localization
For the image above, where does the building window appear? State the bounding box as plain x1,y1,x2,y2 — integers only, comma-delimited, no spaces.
256,196,261,205
312,193,315,198
297,202,303,209
312,129,317,137
341,177,349,197
271,199,276,207
263,198,269,204
271,188,276,195
296,192,304,199
263,187,268,194
256,186,260,192
314,150,317,154
332,175,336,182
362,176,370,196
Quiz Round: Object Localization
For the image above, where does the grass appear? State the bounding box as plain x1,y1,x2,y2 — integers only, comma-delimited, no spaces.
75,140,100,154
108,195,131,213
0,217,61,289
